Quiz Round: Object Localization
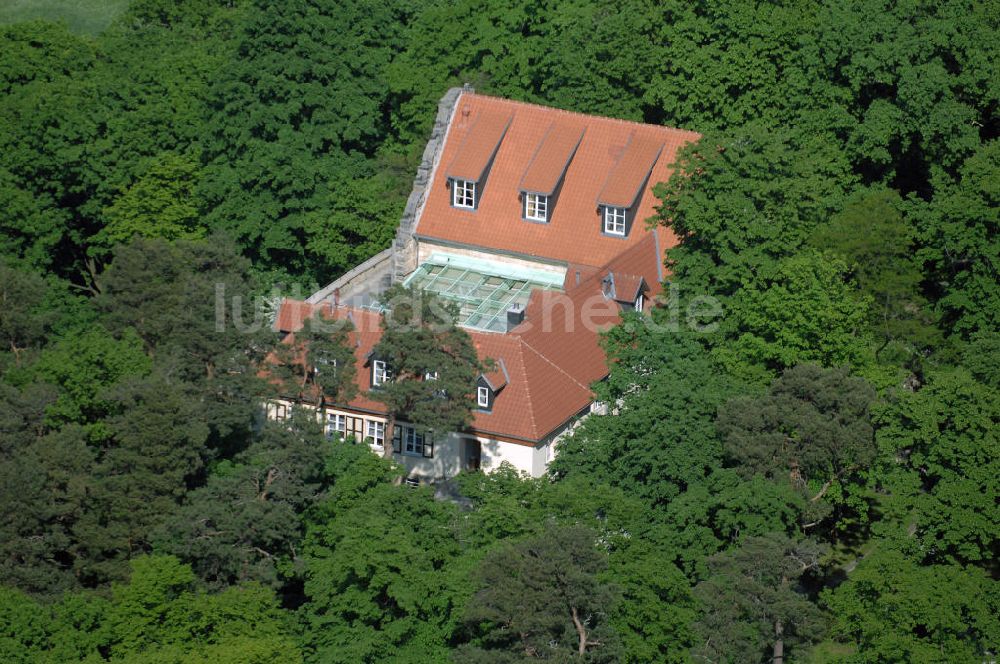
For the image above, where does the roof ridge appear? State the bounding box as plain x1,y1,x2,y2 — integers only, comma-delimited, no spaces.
512,339,539,437
464,91,699,137
518,336,591,394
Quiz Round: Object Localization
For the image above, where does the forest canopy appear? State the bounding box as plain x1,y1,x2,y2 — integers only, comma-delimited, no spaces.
0,0,997,662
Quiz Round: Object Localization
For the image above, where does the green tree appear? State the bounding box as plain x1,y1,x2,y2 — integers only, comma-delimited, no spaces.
199,0,410,277
0,422,92,595
822,548,999,663
96,236,269,444
651,124,853,303
159,412,332,589
0,554,304,662
106,555,302,662
606,540,695,664
874,368,999,566
718,252,875,379
98,152,207,250
660,472,807,577
270,314,357,410
804,0,997,191
718,365,878,534
300,479,464,662
72,377,211,586
369,285,482,462
691,533,828,664
457,525,621,662
31,327,151,428
552,318,743,506
911,140,1000,341
0,261,52,368
809,188,938,359
0,22,102,279
304,172,405,284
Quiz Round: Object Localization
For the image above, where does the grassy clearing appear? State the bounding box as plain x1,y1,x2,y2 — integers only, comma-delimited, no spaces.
0,0,130,35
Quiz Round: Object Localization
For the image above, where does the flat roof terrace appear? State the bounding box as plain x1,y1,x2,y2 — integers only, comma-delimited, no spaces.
401,253,562,332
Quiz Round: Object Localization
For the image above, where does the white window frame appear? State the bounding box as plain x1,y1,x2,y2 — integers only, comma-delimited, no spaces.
314,357,337,375
452,179,476,209
634,292,644,312
372,360,391,386
524,193,548,222
424,371,438,381
477,385,490,409
404,427,425,456
603,206,627,235
326,413,346,439
365,420,384,447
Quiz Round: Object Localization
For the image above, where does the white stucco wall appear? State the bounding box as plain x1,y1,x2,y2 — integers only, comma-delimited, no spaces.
264,400,575,482
479,436,538,476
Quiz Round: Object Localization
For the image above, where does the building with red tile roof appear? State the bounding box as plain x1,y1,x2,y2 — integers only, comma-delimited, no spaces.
269,88,699,481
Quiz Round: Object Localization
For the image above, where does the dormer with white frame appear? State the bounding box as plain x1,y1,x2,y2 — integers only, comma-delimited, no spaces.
518,124,585,224
596,132,664,239
445,107,513,211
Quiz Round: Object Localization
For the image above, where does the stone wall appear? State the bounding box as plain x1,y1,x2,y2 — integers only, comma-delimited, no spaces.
307,247,393,306
390,86,464,284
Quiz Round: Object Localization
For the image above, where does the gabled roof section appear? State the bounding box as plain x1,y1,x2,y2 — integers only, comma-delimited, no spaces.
445,107,513,183
519,123,585,196
597,132,664,208
417,92,699,268
608,273,646,303
482,358,509,391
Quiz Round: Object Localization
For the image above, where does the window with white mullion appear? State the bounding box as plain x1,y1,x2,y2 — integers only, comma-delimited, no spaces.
372,360,392,386
452,179,476,208
603,206,626,235
524,193,548,222
365,420,385,447
326,413,347,439
477,386,490,408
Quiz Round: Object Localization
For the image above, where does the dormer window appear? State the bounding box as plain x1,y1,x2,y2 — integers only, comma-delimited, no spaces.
452,179,476,209
603,207,626,236
477,385,491,409
524,193,548,222
372,359,392,386
634,292,645,312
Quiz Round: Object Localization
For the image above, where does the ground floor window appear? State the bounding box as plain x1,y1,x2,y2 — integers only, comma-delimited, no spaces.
366,420,385,447
273,403,289,420
392,425,434,458
326,413,346,439
405,428,424,455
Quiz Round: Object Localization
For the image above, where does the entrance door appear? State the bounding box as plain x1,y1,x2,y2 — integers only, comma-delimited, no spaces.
463,438,481,471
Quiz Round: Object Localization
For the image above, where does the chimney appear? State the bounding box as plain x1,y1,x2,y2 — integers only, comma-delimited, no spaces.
601,273,616,299
506,303,525,331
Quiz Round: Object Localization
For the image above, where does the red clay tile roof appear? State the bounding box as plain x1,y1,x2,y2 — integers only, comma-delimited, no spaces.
597,132,664,208
445,107,513,182
275,299,321,333
608,273,646,303
417,92,699,268
271,222,663,444
519,124,585,196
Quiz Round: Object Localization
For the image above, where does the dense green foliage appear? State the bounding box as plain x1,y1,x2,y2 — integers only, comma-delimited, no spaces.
0,0,997,662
